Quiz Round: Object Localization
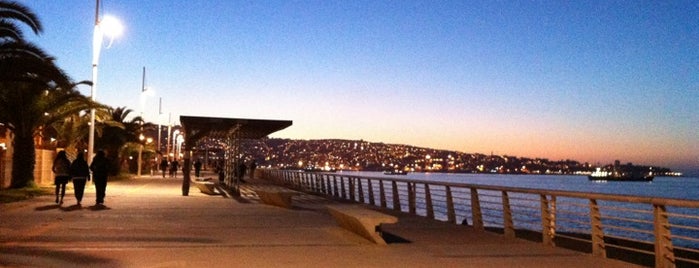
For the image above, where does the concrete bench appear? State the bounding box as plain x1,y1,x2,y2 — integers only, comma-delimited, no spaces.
255,189,301,209
193,178,219,195
326,205,398,245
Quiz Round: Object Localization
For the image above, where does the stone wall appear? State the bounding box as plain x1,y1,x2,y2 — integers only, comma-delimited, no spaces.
0,148,56,189
35,149,56,186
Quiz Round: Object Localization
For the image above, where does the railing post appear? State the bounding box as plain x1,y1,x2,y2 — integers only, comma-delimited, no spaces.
332,175,339,198
379,180,387,208
502,191,515,238
349,178,356,202
425,184,434,219
305,173,311,190
445,186,456,224
300,173,306,189
358,179,365,203
367,178,375,205
589,199,606,258
550,195,557,238
315,174,320,193
470,188,484,230
540,194,555,246
319,174,326,194
299,172,304,188
653,204,675,268
325,175,332,196
340,177,346,199
311,173,317,192
392,181,401,211
409,182,417,214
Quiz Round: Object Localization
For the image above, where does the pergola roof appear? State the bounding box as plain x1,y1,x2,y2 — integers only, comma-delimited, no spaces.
179,115,292,147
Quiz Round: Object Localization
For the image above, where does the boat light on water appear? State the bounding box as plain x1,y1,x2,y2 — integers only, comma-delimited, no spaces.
588,167,654,182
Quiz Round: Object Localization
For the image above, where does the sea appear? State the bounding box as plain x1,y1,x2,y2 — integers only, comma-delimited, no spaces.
346,171,699,201
335,171,699,249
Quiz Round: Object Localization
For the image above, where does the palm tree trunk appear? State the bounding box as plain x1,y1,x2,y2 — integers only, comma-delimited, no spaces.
10,132,36,188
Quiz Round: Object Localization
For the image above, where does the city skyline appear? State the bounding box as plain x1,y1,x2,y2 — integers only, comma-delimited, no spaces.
23,1,698,172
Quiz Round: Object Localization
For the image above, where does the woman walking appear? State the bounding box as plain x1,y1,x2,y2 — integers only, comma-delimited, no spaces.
69,152,90,205
52,151,71,205
90,150,110,205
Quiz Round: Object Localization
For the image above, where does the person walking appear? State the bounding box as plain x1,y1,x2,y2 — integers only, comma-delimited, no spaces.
194,159,202,177
249,160,257,180
169,160,179,178
159,158,168,178
90,150,110,205
236,161,247,183
69,152,90,205
52,151,71,205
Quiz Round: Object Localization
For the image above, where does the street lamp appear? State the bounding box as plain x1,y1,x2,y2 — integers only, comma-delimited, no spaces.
171,129,180,160
88,0,123,164
137,134,144,177
136,135,153,177
176,135,184,160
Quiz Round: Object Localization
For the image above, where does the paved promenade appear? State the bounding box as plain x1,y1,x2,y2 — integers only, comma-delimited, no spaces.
1,173,638,267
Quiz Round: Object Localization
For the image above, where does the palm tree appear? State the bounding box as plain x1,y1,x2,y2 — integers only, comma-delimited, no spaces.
0,1,94,188
48,107,95,154
0,52,94,188
0,1,42,42
96,106,154,175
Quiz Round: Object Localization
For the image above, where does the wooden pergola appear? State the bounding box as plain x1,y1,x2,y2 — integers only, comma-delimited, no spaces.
179,116,292,195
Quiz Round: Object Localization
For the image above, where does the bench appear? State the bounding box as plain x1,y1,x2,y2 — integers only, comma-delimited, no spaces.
255,189,301,209
193,178,219,195
326,205,398,245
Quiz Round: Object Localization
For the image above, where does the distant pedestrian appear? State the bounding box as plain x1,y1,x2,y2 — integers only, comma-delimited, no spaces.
69,152,90,205
216,161,224,184
90,150,110,205
170,160,179,178
194,159,202,177
236,161,247,183
52,151,71,205
159,158,168,178
249,160,257,179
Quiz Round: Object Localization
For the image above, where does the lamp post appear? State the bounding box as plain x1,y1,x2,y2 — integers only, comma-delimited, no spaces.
88,0,123,163
137,135,153,177
172,130,181,160
176,135,184,160
137,134,144,177
157,97,162,159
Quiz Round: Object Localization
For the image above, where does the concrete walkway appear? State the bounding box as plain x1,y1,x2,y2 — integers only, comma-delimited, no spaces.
1,173,638,267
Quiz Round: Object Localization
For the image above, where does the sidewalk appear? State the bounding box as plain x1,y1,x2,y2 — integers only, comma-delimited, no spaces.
0,174,638,267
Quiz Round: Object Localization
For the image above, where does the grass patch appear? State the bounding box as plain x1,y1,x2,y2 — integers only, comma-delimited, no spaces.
0,186,53,204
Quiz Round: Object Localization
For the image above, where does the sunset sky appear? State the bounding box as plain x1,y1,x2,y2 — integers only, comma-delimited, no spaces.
23,1,698,172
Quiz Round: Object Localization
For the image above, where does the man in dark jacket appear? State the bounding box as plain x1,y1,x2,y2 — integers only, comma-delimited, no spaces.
90,150,110,205
69,152,90,205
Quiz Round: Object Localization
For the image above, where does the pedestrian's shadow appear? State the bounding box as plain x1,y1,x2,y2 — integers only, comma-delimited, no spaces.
88,204,111,211
61,204,83,212
35,204,61,211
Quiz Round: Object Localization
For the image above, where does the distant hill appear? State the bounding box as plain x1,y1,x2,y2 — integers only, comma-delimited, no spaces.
199,138,676,176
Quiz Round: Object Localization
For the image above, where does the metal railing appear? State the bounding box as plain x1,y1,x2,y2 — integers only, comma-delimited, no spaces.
259,169,699,268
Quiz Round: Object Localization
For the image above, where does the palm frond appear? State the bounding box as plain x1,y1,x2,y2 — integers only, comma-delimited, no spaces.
0,1,43,35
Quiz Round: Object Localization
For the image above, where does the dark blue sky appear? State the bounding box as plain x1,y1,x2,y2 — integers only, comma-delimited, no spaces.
23,1,699,170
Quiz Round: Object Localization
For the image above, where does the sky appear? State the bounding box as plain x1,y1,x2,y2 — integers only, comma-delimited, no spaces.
21,1,699,172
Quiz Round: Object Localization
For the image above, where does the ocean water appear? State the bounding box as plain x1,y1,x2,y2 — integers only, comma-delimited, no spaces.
347,171,699,201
